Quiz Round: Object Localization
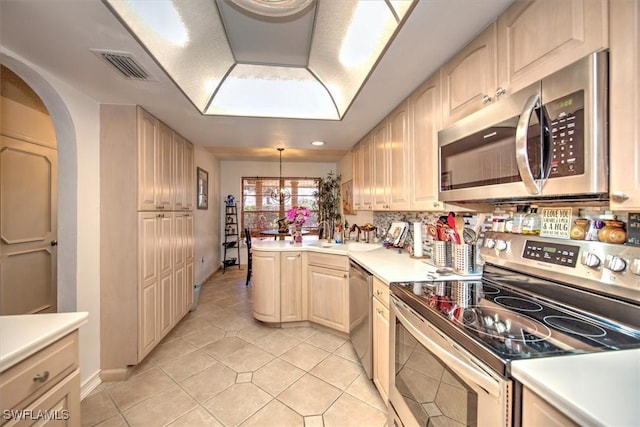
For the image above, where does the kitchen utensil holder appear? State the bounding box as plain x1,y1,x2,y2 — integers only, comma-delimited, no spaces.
432,241,452,267
452,243,476,275
452,281,473,307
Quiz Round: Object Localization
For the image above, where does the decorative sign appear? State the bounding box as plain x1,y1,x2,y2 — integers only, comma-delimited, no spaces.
540,207,572,239
628,213,640,247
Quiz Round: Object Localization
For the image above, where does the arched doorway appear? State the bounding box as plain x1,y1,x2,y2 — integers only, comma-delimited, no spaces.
0,53,78,312
1,65,58,313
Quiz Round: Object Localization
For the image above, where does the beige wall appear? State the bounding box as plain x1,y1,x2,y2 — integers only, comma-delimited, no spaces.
1,48,102,395
194,147,221,286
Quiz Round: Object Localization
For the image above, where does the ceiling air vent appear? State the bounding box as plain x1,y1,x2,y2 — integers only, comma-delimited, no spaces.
91,50,153,81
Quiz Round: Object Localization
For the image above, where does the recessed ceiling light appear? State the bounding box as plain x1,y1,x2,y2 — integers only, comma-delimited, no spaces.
311,141,325,146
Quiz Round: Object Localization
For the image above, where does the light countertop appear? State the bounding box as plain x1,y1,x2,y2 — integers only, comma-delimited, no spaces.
0,312,89,372
511,349,640,426
252,240,481,283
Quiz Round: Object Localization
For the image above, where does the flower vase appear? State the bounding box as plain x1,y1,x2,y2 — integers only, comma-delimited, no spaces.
292,224,303,244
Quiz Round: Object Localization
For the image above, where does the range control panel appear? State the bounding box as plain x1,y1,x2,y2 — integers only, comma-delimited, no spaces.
480,231,640,300
522,240,580,268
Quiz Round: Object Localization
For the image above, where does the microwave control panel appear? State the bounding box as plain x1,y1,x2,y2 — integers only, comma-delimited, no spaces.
545,90,585,178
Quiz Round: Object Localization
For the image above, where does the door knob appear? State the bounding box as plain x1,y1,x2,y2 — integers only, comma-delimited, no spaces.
50,240,58,247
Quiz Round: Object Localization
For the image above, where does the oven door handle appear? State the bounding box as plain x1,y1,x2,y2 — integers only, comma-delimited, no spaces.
394,302,501,397
515,93,542,195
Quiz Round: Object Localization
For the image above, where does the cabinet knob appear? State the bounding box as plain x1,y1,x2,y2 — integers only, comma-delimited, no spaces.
611,192,629,203
495,87,507,98
482,95,493,104
33,371,50,383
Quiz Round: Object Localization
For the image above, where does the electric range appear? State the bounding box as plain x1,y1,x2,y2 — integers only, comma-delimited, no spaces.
391,231,640,376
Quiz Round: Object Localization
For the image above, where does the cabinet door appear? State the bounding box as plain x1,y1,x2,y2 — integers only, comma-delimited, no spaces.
12,369,81,427
186,261,194,310
252,251,280,322
372,121,389,210
388,101,411,211
184,142,195,210
173,133,185,210
173,214,186,321
497,0,608,96
158,213,173,338
442,22,498,126
360,135,373,210
609,0,640,210
281,251,303,322
185,213,194,264
372,297,389,403
308,265,349,333
138,212,159,359
157,123,174,211
137,108,158,211
352,143,362,211
409,73,446,211
522,387,578,427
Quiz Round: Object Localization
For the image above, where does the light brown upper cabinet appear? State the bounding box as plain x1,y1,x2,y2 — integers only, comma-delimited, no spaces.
409,73,446,211
497,0,608,96
441,23,498,127
387,101,411,211
353,134,373,211
609,0,640,210
173,133,195,211
372,121,390,210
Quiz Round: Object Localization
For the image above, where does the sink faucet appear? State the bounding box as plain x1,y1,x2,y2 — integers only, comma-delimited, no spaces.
318,220,331,240
350,224,361,242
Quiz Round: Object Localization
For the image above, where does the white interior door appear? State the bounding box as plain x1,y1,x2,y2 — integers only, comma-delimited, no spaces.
0,134,58,314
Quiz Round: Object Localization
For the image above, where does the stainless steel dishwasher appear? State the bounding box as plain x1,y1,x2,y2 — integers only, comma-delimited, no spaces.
349,260,373,379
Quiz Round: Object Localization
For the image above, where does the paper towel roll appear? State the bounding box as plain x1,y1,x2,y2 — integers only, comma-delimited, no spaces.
413,222,423,257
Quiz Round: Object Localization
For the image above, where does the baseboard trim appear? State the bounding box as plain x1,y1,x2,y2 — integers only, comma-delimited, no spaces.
80,371,102,400
100,368,130,383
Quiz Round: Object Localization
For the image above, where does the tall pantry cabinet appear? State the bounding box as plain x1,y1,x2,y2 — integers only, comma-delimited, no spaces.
100,105,195,377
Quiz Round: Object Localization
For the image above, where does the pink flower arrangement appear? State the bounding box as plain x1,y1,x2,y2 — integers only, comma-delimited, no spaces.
286,205,310,226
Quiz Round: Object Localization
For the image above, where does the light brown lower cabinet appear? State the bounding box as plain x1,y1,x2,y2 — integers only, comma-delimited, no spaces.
307,265,349,333
522,387,578,427
252,251,281,323
280,252,304,322
0,332,80,427
372,277,390,403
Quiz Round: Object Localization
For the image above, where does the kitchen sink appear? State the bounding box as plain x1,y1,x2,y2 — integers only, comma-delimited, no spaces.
311,241,381,252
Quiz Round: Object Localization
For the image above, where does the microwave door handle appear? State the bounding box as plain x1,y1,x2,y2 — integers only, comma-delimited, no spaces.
515,94,542,194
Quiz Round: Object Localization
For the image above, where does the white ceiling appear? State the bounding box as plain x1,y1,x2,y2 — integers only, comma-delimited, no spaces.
0,0,513,162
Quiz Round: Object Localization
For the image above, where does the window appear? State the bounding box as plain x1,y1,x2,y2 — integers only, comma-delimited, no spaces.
241,177,320,237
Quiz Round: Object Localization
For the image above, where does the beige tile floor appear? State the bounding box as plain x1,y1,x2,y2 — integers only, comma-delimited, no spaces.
82,267,387,427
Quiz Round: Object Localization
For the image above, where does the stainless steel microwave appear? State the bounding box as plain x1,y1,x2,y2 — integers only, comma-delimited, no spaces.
438,51,608,203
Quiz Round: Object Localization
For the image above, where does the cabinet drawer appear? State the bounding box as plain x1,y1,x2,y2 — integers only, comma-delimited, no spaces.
373,277,389,308
0,332,78,412
307,252,349,271
4,369,80,427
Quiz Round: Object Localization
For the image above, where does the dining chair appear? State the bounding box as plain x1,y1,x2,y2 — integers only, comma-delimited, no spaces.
244,227,252,286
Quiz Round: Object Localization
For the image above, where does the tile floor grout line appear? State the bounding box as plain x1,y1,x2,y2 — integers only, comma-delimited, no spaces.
85,267,387,426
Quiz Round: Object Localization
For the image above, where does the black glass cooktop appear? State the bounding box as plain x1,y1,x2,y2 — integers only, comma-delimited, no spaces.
391,277,640,365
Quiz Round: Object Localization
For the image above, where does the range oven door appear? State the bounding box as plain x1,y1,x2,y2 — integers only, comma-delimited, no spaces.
389,295,511,427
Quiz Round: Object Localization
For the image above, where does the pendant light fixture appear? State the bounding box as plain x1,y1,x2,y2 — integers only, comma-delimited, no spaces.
270,148,291,204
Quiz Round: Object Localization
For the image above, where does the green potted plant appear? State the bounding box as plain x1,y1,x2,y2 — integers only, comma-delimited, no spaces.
315,171,342,241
